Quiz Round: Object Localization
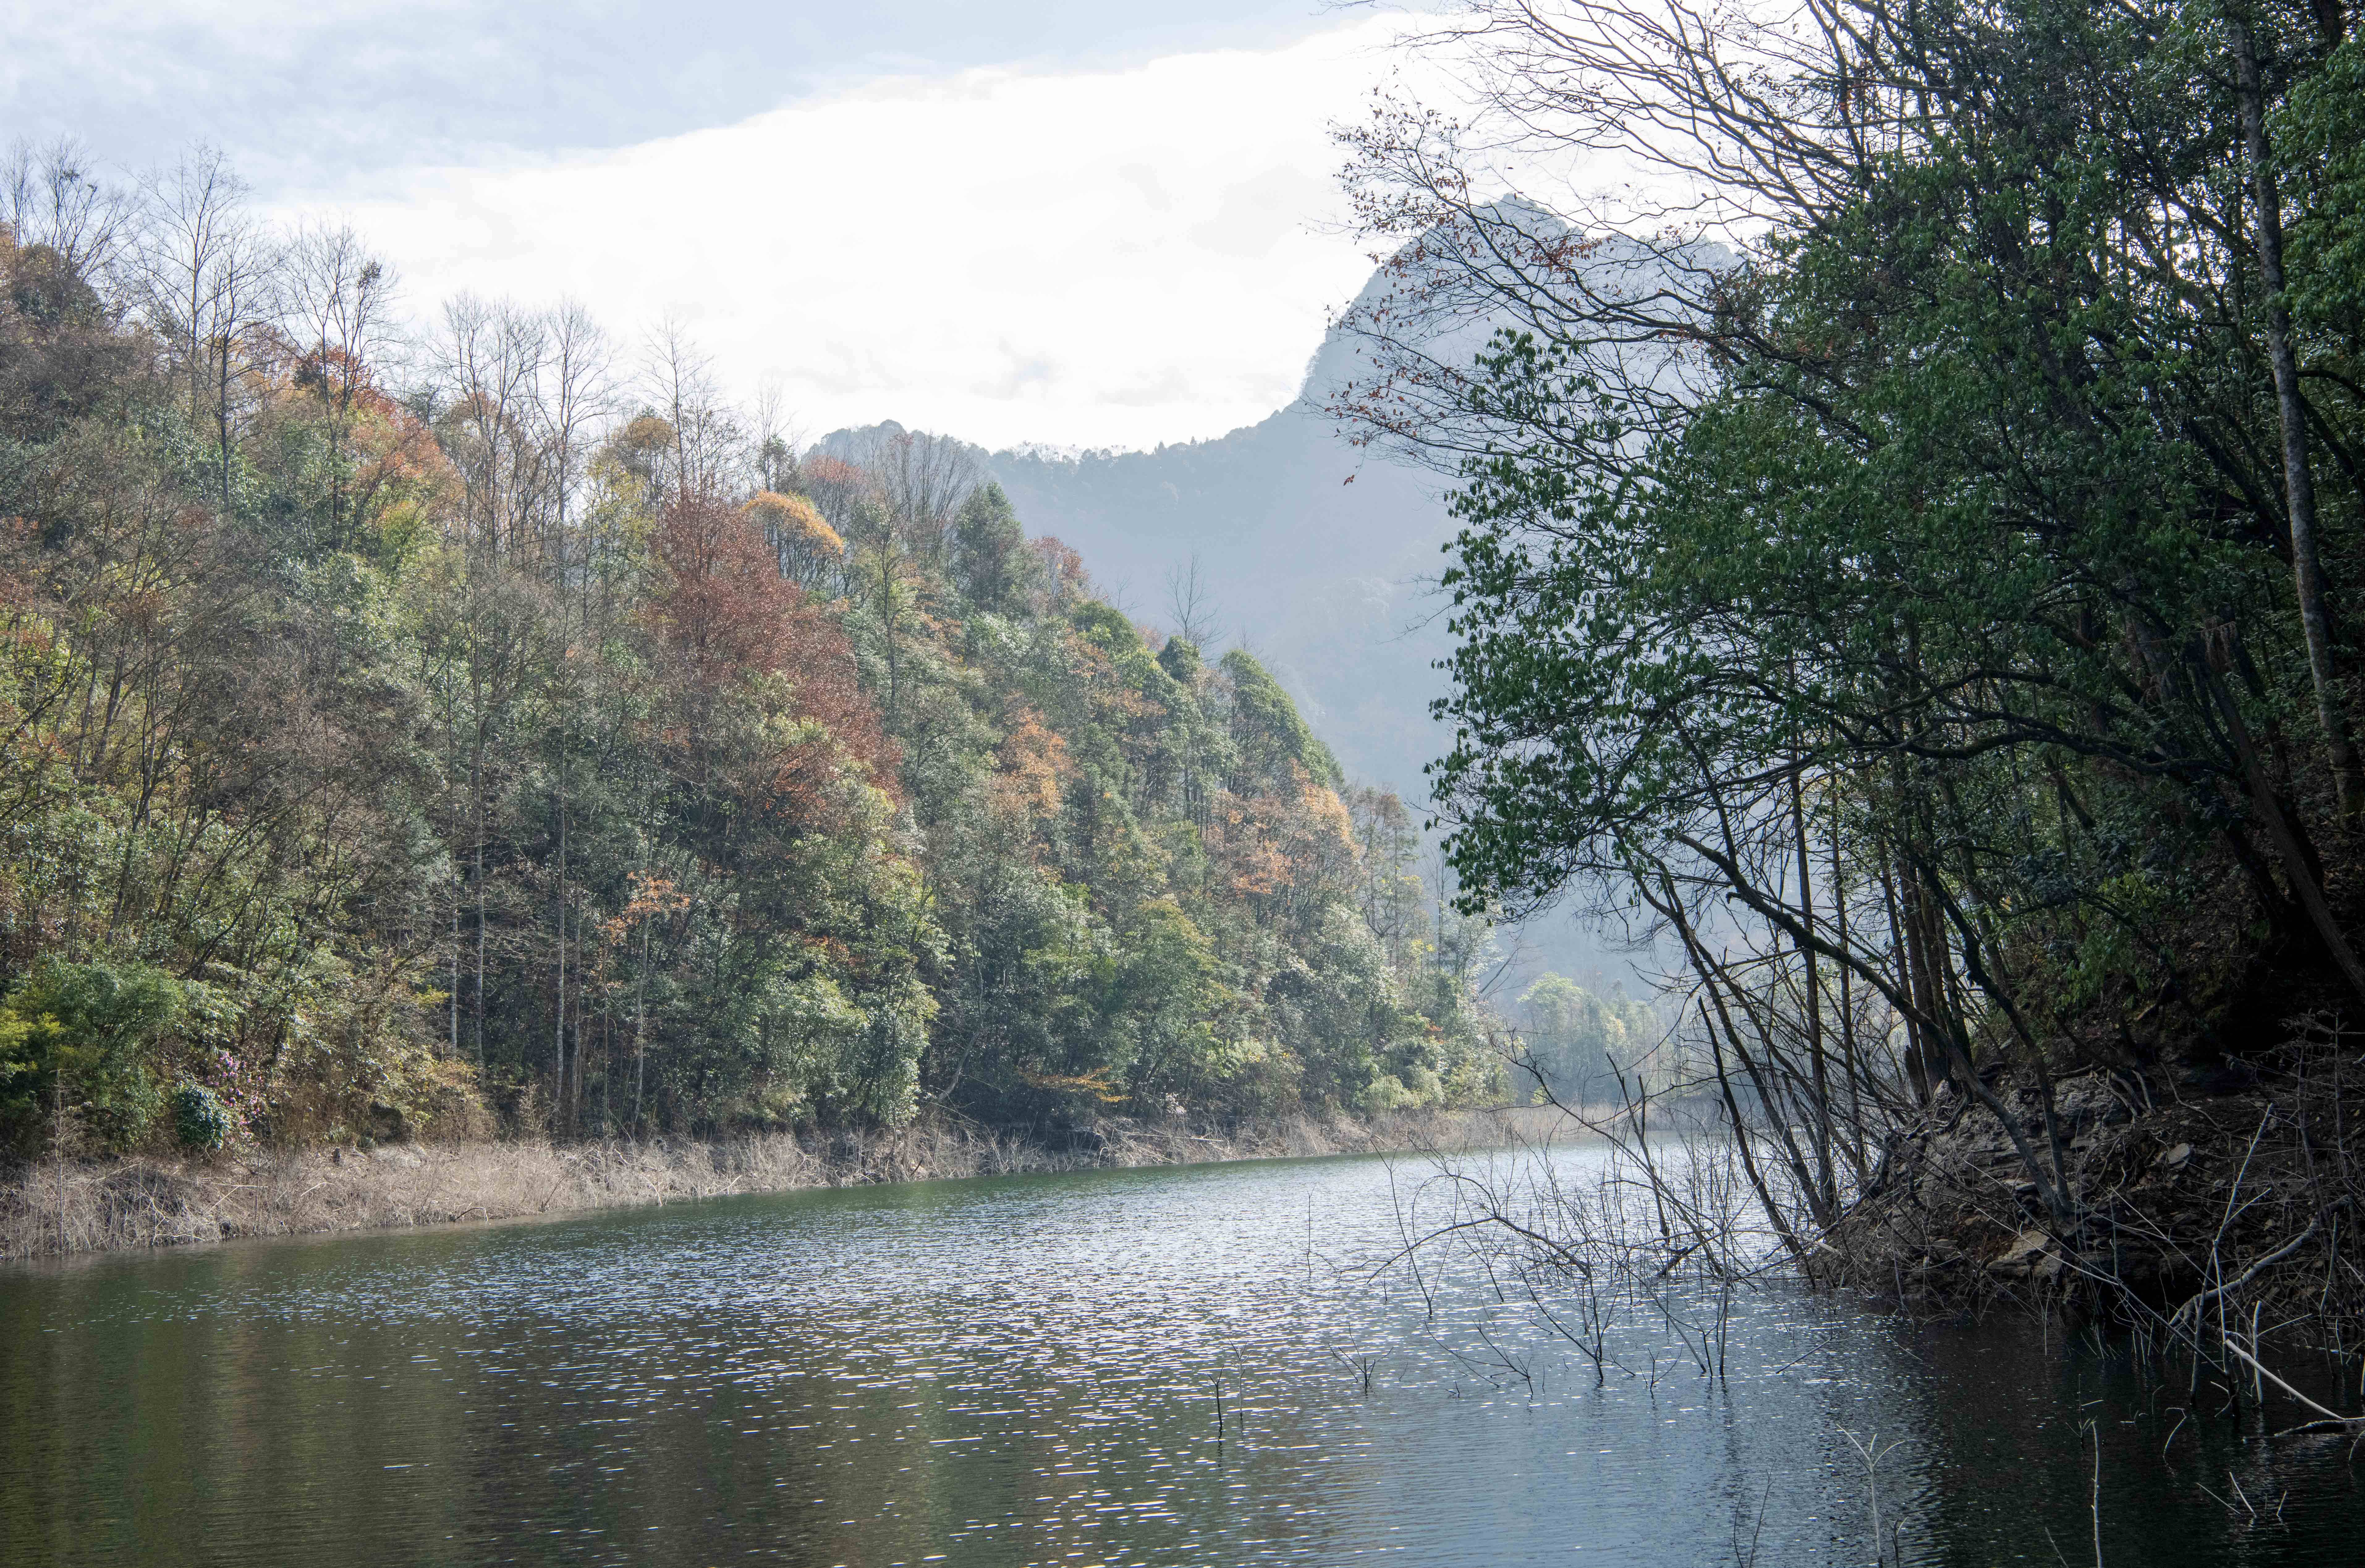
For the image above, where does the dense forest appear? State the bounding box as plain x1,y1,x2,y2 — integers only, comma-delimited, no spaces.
1341,0,2365,1346
0,141,1524,1161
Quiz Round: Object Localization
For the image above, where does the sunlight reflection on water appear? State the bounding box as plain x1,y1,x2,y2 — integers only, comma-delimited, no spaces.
1,1146,2358,1565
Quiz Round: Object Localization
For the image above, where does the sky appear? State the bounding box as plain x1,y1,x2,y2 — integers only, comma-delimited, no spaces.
8,1,1460,452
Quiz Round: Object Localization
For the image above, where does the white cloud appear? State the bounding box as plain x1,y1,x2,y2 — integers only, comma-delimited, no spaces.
304,16,1434,452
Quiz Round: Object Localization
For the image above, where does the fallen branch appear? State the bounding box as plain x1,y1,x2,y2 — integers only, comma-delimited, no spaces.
2172,1212,2324,1327
2220,1338,2363,1434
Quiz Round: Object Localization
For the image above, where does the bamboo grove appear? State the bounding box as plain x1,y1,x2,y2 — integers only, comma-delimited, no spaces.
0,142,1507,1158
1335,0,2365,1305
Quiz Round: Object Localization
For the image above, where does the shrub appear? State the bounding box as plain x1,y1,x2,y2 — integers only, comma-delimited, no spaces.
170,1083,231,1151
0,957,183,1154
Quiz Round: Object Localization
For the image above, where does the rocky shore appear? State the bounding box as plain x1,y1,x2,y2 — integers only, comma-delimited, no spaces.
1822,1015,2359,1358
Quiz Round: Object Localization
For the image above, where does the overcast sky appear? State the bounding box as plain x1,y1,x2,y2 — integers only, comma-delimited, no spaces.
10,2,1459,452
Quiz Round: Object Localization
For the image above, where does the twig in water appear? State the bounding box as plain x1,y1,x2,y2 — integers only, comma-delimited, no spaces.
2087,1418,2104,1568
1839,1427,1907,1568
2221,1337,2365,1435
1329,1348,1380,1395
2226,1468,2256,1522
1732,1476,1773,1568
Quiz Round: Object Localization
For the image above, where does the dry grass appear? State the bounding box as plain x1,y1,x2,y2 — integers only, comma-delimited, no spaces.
0,1105,1559,1262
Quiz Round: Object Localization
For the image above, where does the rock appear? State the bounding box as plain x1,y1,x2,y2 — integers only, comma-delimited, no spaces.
2157,1143,2192,1169
1988,1229,2066,1281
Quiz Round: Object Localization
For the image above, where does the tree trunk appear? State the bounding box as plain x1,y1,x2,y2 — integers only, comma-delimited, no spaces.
1790,763,1836,1213
635,928,649,1136
553,788,568,1131
475,838,486,1069
2227,5,2359,819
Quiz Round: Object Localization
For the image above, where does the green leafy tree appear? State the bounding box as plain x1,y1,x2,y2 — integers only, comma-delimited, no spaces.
1,957,182,1153
952,481,1037,613
1338,0,2365,1244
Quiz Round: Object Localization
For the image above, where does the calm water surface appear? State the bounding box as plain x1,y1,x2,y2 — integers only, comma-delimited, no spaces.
2,1147,2358,1565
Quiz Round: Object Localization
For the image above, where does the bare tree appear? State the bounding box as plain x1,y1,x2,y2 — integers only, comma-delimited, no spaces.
281,221,399,548
538,299,614,572
642,314,742,507
750,372,802,495
135,145,278,513
429,294,552,558
539,301,615,1133
857,425,978,568
1163,554,1222,649
2,137,137,282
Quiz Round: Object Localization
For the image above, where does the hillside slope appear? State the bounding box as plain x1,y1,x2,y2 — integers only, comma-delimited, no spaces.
985,402,1452,799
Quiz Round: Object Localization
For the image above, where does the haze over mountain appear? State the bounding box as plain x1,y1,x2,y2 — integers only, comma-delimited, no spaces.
828,227,1691,780
993,412,1450,798
822,233,1680,995
824,247,1492,800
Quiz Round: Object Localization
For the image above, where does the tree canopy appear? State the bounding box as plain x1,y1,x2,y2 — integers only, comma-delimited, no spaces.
1336,0,2365,1246
0,140,1505,1156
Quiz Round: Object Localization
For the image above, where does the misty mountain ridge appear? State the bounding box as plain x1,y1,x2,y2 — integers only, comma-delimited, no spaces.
817,217,1706,803
820,246,1473,802
815,218,1718,996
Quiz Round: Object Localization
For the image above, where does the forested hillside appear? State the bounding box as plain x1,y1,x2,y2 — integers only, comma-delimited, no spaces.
835,240,1660,998
983,404,1450,799
0,145,1504,1160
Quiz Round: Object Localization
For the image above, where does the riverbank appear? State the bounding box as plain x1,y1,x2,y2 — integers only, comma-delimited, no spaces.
1821,1014,2362,1356
0,1105,1560,1262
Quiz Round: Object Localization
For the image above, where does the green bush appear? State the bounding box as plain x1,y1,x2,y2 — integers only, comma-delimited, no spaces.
0,957,183,1154
170,1083,231,1151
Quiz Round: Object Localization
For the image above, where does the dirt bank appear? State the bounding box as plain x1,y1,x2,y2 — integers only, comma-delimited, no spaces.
0,1106,1558,1263
1821,1014,2360,1354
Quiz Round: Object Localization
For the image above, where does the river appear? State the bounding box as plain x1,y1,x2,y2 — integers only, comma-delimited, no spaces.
1,1144,2357,1564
